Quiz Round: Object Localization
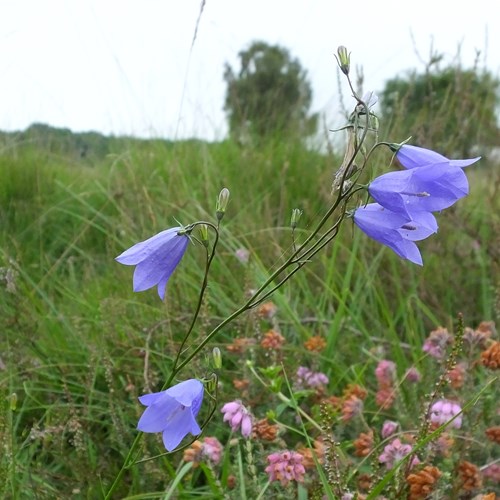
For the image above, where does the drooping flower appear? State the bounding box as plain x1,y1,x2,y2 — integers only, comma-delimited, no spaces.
137,379,204,452
221,400,252,438
429,399,462,429
423,327,453,359
381,420,399,439
368,163,469,217
379,438,420,469
375,360,396,387
391,144,480,170
265,451,306,486
116,226,189,300
353,203,437,265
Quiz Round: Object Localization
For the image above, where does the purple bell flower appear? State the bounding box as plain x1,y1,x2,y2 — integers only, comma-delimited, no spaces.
116,226,189,300
137,379,204,451
368,164,469,217
353,203,438,265
392,144,480,169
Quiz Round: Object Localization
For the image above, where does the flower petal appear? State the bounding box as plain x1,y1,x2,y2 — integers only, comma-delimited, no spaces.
166,379,204,409
161,406,202,451
137,393,177,433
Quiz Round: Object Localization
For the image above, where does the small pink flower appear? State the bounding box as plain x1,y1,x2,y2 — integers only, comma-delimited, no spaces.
379,438,419,470
235,248,250,264
296,366,329,389
221,400,253,438
381,420,399,439
429,399,462,429
422,327,453,359
404,367,421,383
201,437,223,465
265,450,305,486
375,360,396,387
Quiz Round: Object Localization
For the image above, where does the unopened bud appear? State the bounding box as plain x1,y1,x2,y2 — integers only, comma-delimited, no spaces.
198,224,209,247
291,208,303,229
336,46,350,75
216,188,230,221
9,393,17,411
212,347,222,369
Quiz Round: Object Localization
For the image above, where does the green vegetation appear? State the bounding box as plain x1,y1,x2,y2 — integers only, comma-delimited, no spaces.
1,70,499,498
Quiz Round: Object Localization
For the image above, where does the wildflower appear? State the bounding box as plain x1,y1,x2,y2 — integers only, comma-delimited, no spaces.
368,163,469,217
226,337,255,354
265,451,305,486
379,438,419,469
481,341,500,369
232,378,250,391
485,426,500,444
423,327,453,359
405,367,422,383
463,323,493,349
448,362,467,389
375,386,396,409
221,400,252,438
353,203,437,265
483,463,500,483
116,227,189,300
381,420,399,439
354,430,374,457
257,301,278,319
375,360,396,387
342,394,364,421
253,418,279,441
183,440,203,466
260,329,285,349
431,433,455,457
458,460,482,491
429,399,462,429
406,465,442,500
296,439,325,469
390,144,480,170
304,335,327,352
137,379,204,451
201,436,223,465
234,247,250,264
296,366,329,389
336,45,350,75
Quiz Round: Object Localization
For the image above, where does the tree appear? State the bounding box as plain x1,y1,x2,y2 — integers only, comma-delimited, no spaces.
223,41,317,141
379,62,500,156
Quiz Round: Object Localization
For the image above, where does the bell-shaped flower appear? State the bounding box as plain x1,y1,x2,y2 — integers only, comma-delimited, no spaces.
391,144,480,169
116,227,189,300
368,164,468,217
137,379,204,452
353,203,438,265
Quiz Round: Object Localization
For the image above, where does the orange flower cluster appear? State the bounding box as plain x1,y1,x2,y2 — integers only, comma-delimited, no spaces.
481,341,500,370
406,465,441,499
257,301,278,319
260,329,285,349
353,430,374,457
304,335,327,352
485,425,500,444
296,439,325,469
458,460,482,491
183,440,203,467
253,418,279,441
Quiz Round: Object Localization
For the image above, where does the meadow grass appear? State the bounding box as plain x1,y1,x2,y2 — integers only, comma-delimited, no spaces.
0,121,499,498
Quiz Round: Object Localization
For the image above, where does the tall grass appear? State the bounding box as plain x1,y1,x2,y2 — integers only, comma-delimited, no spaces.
0,85,499,497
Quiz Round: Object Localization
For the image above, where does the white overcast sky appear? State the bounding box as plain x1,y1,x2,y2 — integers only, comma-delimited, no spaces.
1,0,498,140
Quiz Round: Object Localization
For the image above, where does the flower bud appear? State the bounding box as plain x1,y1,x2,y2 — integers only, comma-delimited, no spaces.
336,46,350,75
216,188,230,221
198,224,209,247
290,208,303,229
212,347,222,369
9,393,17,411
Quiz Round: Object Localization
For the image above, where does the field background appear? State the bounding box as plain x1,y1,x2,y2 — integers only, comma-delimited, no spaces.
0,106,499,497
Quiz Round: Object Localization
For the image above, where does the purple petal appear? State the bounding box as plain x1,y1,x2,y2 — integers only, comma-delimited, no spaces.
132,233,189,297
165,379,204,409
137,393,177,433
138,390,168,407
161,406,202,451
396,145,448,169
115,227,181,265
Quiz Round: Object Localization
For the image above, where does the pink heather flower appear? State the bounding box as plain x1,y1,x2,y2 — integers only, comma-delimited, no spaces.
296,366,329,389
265,451,305,486
422,327,453,359
221,400,252,438
483,463,500,483
381,420,399,439
404,367,422,383
201,437,223,465
375,360,396,387
235,248,250,264
379,438,420,470
429,399,462,429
